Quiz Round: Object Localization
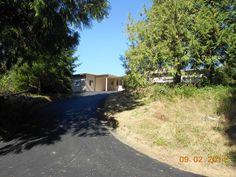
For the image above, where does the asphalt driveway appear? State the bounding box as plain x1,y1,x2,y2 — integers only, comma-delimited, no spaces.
0,92,204,177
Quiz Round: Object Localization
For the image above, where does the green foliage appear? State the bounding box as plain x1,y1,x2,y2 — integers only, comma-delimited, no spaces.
190,0,236,84
0,71,18,93
151,84,234,102
0,50,77,93
123,72,148,89
0,0,109,93
123,0,236,88
0,0,109,73
124,0,199,86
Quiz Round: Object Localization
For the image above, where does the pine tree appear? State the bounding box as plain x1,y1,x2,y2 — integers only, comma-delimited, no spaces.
0,0,109,93
124,0,236,87
125,0,198,84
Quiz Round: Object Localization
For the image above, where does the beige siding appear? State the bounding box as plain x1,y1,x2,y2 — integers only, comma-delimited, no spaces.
85,74,96,91
95,77,106,91
72,74,124,92
108,78,123,91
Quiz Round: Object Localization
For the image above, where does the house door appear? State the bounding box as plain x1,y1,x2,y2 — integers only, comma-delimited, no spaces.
110,80,115,90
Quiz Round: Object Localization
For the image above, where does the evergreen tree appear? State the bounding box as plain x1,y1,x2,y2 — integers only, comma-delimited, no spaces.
191,0,236,84
124,0,236,87
0,0,109,93
0,0,108,73
125,0,198,84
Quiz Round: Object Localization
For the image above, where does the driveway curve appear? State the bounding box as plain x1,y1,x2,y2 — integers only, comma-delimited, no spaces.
0,92,203,177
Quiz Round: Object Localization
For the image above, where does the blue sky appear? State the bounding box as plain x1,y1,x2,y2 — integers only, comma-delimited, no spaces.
74,0,152,76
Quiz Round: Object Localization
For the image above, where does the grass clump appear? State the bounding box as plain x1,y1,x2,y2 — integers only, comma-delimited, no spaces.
174,127,192,147
153,137,169,146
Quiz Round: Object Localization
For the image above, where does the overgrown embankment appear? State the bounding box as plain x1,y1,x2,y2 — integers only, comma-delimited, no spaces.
103,85,236,177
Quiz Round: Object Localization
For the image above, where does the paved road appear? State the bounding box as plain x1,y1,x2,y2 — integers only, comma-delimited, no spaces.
0,92,203,177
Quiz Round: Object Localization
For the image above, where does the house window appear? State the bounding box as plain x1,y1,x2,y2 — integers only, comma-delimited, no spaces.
74,79,85,87
89,80,93,86
116,80,119,86
111,81,114,86
74,80,81,86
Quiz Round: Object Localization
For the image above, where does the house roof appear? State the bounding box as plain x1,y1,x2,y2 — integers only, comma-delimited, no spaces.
73,73,123,78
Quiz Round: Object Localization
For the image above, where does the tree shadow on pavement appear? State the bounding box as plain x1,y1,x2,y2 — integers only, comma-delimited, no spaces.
97,91,145,130
0,93,110,156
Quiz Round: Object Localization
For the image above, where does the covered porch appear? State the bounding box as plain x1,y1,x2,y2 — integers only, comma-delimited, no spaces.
95,75,124,92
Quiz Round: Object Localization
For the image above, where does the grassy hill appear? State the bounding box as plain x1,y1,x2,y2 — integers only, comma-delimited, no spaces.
102,85,236,177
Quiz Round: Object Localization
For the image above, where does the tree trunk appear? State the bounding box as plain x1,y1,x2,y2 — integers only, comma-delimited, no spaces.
206,66,215,84
37,80,41,94
174,66,182,84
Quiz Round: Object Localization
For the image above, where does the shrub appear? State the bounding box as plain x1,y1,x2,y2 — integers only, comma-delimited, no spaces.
0,70,22,93
147,84,234,103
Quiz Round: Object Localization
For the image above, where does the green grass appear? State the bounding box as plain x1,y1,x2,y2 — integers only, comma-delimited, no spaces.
151,84,234,101
153,137,169,146
175,127,191,147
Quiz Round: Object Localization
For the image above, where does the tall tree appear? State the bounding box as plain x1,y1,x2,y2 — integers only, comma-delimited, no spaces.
125,0,198,84
0,0,109,93
0,0,109,74
191,0,236,84
124,0,236,87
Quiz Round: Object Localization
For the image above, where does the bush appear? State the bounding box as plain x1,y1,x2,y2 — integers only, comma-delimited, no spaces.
149,84,234,103
0,70,22,93
124,73,149,89
0,60,73,94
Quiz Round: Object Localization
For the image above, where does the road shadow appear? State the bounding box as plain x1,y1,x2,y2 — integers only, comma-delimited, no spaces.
97,91,145,130
217,88,236,165
0,92,111,156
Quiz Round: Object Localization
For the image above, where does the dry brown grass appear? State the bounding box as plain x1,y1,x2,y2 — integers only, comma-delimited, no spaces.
104,88,236,177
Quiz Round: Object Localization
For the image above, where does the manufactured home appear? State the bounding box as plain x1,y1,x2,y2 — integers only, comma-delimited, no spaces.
72,73,124,92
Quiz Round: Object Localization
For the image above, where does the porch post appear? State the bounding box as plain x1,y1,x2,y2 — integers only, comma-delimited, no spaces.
105,77,108,92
